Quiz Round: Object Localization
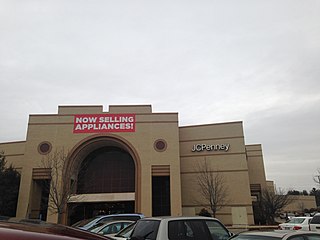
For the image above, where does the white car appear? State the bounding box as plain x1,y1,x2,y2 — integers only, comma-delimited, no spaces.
278,216,312,231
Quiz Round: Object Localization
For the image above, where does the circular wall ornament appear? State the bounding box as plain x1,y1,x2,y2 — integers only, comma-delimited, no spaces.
154,139,167,152
38,141,52,155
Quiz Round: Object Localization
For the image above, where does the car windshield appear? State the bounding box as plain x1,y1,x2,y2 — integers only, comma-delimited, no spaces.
87,222,105,231
287,218,305,224
72,217,96,227
131,220,160,240
114,222,136,237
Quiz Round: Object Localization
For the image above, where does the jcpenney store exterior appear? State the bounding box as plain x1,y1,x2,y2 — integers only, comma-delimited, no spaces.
0,105,268,225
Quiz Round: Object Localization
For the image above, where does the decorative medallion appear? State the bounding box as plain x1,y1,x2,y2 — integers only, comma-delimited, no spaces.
154,139,167,152
38,141,52,155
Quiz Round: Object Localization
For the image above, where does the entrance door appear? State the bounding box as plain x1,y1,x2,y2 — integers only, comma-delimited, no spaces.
68,201,135,225
30,179,50,221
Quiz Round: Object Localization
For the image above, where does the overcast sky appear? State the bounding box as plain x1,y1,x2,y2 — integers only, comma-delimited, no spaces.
1,0,319,191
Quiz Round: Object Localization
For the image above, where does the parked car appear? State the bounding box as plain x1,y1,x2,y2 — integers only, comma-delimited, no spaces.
0,218,111,240
229,230,320,240
129,216,232,240
278,216,312,231
106,222,136,240
90,220,134,235
310,213,320,232
72,213,144,230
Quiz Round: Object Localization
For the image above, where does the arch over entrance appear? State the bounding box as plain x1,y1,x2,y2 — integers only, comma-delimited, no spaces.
77,146,135,194
65,134,141,224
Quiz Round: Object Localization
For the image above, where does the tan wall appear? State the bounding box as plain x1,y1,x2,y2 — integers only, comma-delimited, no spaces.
266,181,275,193
246,144,267,189
0,141,25,169
282,195,317,213
179,122,254,225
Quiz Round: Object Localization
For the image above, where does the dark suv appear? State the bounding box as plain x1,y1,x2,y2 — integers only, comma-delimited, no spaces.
310,213,320,232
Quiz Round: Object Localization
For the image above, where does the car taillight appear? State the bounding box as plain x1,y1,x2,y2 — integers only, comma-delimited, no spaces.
293,226,302,230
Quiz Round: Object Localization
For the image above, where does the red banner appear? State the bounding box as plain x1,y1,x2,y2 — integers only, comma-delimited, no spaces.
73,114,136,133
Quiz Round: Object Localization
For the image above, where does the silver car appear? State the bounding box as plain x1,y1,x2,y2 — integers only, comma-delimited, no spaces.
72,213,144,230
90,220,134,235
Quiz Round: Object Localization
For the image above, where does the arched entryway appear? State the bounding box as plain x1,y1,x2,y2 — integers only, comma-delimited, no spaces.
65,135,141,225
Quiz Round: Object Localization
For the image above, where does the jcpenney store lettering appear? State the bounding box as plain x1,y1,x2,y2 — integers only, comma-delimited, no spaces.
191,144,230,152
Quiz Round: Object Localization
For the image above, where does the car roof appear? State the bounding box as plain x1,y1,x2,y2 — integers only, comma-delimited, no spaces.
98,213,144,217
92,219,135,228
137,216,220,221
76,213,144,227
91,213,144,221
101,219,134,224
0,219,110,240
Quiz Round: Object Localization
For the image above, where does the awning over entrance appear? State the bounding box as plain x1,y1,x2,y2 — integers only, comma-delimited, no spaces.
69,192,135,203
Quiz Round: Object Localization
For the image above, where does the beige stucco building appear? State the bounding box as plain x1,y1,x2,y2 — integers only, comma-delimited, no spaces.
1,105,271,225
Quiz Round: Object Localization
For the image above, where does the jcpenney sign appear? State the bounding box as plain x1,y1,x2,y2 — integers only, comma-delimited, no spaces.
191,144,230,152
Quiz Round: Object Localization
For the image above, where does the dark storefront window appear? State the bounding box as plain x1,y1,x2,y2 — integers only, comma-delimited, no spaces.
152,176,171,216
77,147,135,194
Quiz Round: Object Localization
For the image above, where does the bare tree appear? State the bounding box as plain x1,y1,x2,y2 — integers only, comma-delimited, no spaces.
314,169,320,186
310,188,320,208
260,188,293,225
40,148,78,224
196,159,228,217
